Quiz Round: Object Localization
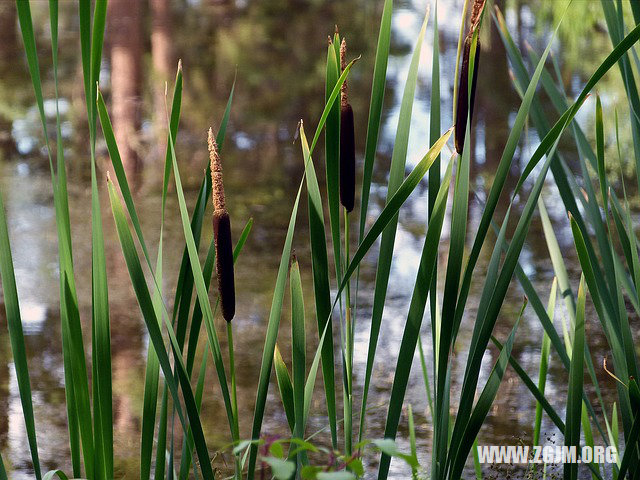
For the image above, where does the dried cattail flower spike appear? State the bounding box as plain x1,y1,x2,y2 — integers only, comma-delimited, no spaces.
208,127,235,322
339,37,356,213
454,0,486,154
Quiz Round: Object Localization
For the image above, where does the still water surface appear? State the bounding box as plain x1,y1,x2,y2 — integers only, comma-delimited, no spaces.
0,0,625,478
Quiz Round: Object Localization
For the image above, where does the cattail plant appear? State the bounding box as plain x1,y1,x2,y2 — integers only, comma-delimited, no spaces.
338,33,359,456
340,37,356,213
454,0,485,153
208,127,241,479
209,127,236,322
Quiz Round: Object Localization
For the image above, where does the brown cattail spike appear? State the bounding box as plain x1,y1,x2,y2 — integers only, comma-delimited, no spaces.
339,37,355,212
213,210,235,321
208,127,235,322
340,103,356,212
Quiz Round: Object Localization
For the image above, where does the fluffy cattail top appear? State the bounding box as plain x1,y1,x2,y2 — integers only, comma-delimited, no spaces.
340,38,349,108
208,127,225,212
208,127,226,213
469,0,486,35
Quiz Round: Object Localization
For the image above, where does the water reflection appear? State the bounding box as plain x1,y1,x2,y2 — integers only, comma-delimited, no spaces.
0,0,624,478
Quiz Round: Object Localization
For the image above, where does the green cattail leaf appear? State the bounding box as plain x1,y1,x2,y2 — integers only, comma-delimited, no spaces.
42,471,69,480
448,125,564,477
377,155,454,480
61,273,94,480
139,63,183,480
448,300,526,480
303,319,330,431
408,406,418,480
538,196,577,343
15,0,50,146
274,346,295,432
417,339,434,421
97,90,154,268
290,257,306,467
601,0,640,194
79,1,110,477
16,0,85,475
606,402,620,472
177,344,210,480
428,0,441,331
493,335,566,432
564,275,587,480
154,387,169,480
359,6,430,442
0,190,42,479
534,279,558,446
595,95,607,212
300,123,336,448
107,178,215,480
618,412,640,480
436,112,471,466
359,0,393,242
247,181,304,479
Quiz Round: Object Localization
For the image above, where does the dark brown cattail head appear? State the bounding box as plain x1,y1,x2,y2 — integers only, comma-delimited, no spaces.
208,127,235,322
454,31,481,154
339,37,355,212
340,103,355,212
213,210,235,321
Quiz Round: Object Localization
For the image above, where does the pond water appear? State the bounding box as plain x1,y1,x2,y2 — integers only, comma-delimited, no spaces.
0,0,628,478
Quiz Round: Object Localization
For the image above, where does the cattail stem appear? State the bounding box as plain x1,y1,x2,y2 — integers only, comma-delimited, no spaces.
343,207,353,456
208,127,236,322
227,322,239,438
227,322,241,479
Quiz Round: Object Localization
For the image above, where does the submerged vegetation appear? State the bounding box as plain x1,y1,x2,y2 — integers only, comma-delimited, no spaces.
1,0,640,479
